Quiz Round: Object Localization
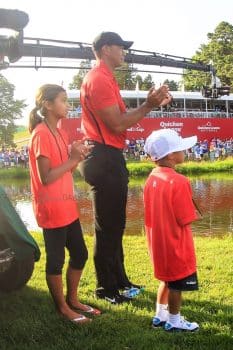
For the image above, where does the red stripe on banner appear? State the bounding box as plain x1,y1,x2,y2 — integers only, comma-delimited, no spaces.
60,117,233,143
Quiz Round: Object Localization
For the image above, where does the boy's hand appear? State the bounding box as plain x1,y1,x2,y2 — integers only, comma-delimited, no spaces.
192,198,203,220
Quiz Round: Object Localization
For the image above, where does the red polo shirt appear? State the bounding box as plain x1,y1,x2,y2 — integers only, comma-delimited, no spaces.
143,167,198,281
29,123,79,229
80,60,126,149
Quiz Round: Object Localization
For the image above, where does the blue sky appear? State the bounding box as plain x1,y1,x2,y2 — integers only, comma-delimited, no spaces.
1,0,233,124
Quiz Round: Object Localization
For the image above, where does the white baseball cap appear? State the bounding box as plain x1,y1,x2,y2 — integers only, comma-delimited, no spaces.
144,128,197,161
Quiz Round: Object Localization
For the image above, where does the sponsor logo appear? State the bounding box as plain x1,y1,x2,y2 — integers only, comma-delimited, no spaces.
197,121,220,133
76,127,84,133
160,121,184,128
127,123,144,132
160,121,184,133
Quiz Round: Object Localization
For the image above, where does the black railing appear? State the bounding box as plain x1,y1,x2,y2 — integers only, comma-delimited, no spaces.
68,110,233,119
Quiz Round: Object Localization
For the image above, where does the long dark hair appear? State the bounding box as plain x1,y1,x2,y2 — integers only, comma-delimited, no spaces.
28,84,66,133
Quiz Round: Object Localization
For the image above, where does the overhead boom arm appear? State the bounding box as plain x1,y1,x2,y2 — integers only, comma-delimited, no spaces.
2,36,213,73
0,9,213,73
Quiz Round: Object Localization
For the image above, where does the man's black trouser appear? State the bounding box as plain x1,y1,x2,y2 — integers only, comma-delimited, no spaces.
79,142,131,293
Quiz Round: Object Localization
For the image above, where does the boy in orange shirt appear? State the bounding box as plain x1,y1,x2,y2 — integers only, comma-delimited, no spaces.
144,128,199,332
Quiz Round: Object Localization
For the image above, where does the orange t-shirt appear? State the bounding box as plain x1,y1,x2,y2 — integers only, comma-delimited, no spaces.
80,60,126,149
28,123,79,229
143,167,198,281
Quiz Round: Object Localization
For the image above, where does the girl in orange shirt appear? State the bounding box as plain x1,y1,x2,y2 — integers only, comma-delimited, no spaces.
28,84,100,324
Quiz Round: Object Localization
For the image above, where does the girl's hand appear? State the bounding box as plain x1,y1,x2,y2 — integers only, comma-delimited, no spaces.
70,141,93,162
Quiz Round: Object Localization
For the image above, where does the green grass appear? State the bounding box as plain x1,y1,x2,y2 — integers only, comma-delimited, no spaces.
1,158,233,180
0,167,29,179
127,158,233,177
1,234,233,350
14,127,30,147
176,157,233,175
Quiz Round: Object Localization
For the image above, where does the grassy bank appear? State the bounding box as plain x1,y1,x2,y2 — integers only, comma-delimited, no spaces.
1,158,233,179
1,234,232,350
14,127,30,147
0,167,29,179
127,158,233,177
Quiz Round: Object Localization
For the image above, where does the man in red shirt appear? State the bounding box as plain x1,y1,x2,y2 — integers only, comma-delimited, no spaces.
144,128,200,331
79,32,172,304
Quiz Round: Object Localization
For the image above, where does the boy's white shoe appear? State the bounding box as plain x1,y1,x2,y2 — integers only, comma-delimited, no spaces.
164,316,199,332
152,311,169,328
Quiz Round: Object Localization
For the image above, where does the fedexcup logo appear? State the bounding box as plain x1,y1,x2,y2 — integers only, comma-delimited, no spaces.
127,123,144,132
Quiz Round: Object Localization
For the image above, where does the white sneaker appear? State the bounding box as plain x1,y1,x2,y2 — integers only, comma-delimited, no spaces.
152,311,169,328
164,316,199,332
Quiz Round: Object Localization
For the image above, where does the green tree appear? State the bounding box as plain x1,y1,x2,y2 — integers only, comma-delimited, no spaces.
69,60,92,89
184,22,233,91
69,61,153,91
134,74,143,89
0,74,26,147
69,61,136,90
114,63,136,89
115,68,154,90
141,74,154,90
163,79,179,91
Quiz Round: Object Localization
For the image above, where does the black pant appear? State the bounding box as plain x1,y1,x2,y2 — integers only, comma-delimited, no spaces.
43,219,88,275
79,143,131,293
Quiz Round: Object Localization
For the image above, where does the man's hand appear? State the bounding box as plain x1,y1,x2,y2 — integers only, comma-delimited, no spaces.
94,85,173,134
145,85,173,108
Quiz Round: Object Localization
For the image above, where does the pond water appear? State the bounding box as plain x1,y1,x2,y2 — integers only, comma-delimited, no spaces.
1,174,233,236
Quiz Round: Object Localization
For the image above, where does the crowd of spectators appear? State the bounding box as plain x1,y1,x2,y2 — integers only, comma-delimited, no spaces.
0,146,29,168
1,137,232,168
124,137,233,161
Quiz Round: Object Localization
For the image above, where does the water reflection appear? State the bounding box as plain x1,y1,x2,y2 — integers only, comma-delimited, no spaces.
191,176,233,236
1,175,233,236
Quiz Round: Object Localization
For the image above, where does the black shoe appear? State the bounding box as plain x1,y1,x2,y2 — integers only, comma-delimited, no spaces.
105,294,132,304
120,282,144,290
95,288,132,304
95,287,115,299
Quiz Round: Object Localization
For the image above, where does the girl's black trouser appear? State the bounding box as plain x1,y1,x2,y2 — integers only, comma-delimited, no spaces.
43,219,88,275
79,142,131,293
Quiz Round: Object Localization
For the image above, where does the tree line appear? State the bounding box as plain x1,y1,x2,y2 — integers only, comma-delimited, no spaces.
68,60,179,91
